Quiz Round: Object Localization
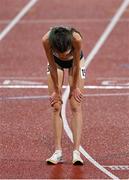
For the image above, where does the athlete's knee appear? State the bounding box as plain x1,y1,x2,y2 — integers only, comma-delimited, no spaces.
71,105,81,113
52,102,62,112
70,99,81,113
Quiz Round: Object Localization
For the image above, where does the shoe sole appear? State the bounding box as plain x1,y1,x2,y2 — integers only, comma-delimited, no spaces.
46,159,63,165
73,160,83,165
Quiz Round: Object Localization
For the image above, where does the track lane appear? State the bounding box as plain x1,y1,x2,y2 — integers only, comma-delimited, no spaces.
0,1,129,177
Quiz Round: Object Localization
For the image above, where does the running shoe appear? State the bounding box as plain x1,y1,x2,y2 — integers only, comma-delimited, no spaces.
46,150,63,164
72,150,83,165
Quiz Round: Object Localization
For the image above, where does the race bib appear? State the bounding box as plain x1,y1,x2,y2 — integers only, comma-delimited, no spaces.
80,67,86,79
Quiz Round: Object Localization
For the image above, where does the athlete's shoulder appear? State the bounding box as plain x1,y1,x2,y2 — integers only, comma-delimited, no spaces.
71,27,82,37
70,28,82,43
72,31,82,41
42,30,51,44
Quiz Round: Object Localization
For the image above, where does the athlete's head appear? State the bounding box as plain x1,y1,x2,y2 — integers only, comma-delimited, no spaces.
49,27,72,53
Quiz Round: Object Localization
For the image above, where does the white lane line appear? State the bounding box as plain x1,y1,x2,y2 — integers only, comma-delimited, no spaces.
84,92,129,97
103,165,129,171
0,0,38,41
61,0,129,179
98,77,129,80
85,85,129,89
0,95,49,101
3,80,43,85
1,84,129,89
1,76,129,80
61,87,119,179
0,77,46,80
84,0,129,70
0,85,48,88
1,92,129,101
101,80,129,86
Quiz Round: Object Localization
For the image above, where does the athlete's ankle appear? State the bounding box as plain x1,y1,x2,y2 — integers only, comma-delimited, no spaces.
55,146,62,151
55,149,62,154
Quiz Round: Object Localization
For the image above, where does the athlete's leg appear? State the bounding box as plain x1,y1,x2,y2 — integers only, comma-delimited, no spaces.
47,65,64,151
68,58,85,151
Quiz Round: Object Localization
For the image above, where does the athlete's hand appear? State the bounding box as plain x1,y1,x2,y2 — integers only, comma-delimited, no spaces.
69,87,83,103
50,92,62,106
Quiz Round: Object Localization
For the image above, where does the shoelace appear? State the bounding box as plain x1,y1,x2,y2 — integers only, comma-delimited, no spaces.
50,151,62,159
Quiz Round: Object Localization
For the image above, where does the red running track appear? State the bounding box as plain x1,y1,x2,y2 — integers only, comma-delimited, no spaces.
0,0,129,179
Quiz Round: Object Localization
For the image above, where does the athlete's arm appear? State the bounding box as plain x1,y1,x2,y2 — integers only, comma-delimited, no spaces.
72,32,82,89
42,32,60,94
70,32,83,102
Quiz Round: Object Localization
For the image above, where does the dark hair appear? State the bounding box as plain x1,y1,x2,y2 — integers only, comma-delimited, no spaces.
49,27,72,53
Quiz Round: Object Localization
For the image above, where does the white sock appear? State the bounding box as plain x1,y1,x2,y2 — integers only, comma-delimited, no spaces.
55,150,62,155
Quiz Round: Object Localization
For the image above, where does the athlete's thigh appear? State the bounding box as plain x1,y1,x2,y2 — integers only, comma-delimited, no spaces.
68,57,86,92
47,64,64,95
